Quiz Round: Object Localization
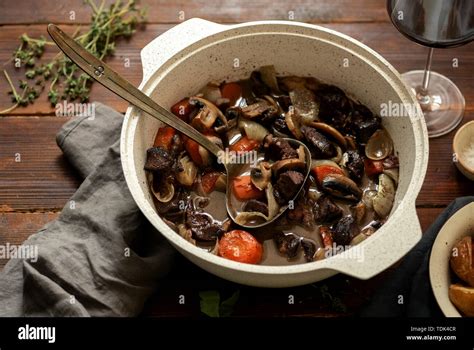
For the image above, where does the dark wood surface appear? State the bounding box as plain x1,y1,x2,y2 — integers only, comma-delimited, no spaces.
0,0,473,317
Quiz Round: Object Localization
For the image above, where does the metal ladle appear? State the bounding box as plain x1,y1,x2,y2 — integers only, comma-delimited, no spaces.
47,24,311,229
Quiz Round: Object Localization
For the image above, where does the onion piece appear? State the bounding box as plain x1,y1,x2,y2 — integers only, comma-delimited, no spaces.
238,118,269,142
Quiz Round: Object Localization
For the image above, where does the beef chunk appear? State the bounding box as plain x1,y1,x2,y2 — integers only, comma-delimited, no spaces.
185,206,223,242
313,196,343,223
287,198,314,228
332,215,359,246
274,170,304,202
243,199,269,216
344,150,364,182
272,115,291,135
144,147,174,172
348,112,381,143
301,238,317,262
274,232,301,259
301,125,336,158
318,84,352,128
263,135,298,160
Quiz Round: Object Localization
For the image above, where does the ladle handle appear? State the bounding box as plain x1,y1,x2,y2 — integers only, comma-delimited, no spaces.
47,24,222,158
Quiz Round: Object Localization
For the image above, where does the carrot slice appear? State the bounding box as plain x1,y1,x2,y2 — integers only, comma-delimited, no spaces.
153,126,176,150
364,159,384,177
229,136,260,154
201,172,221,194
232,175,263,200
311,165,344,184
221,82,242,106
171,98,195,121
184,137,203,165
219,230,263,264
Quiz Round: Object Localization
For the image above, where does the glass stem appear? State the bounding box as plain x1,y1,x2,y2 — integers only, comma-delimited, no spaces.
418,47,434,104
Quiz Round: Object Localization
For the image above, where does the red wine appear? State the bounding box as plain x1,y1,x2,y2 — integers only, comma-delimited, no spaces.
387,0,474,48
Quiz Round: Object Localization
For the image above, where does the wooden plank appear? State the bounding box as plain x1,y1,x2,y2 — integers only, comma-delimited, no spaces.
0,212,58,269
0,0,389,25
0,22,472,115
0,207,448,316
0,116,80,211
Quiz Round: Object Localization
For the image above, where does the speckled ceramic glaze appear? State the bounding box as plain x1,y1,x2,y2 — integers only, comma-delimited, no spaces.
121,18,429,287
429,202,474,317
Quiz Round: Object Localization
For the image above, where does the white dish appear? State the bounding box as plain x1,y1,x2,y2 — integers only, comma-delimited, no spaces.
120,18,429,287
429,202,474,317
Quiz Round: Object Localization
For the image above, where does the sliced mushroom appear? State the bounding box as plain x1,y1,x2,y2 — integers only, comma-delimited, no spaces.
234,183,280,225
241,98,278,120
320,174,362,202
285,107,303,139
329,144,343,164
148,172,175,203
373,173,395,218
289,88,320,125
176,154,198,187
365,128,394,161
190,96,227,132
308,122,347,148
272,158,306,176
250,161,272,190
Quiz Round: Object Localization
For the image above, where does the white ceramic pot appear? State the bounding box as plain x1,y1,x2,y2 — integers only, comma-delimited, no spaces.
121,18,429,287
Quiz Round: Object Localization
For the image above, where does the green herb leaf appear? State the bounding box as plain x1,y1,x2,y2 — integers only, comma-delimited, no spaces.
220,290,240,317
199,290,240,318
199,290,221,318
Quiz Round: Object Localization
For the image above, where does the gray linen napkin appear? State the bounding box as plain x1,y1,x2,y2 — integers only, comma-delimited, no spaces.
0,103,175,316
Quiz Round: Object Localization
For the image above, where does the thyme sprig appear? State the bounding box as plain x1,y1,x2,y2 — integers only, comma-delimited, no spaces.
1,0,146,114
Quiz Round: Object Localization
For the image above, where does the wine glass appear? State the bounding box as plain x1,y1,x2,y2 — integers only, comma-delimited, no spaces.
387,0,474,138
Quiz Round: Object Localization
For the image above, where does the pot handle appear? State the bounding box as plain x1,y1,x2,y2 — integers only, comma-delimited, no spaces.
140,18,226,82
327,200,422,280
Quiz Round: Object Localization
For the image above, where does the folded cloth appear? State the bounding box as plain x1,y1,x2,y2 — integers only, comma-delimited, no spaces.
0,103,175,316
361,196,474,317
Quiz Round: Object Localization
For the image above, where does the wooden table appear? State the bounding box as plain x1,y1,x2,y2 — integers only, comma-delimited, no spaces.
0,0,473,317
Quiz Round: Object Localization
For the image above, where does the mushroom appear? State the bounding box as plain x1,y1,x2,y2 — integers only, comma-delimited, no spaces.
308,122,347,148
189,96,227,132
250,161,272,190
320,174,363,202
285,107,303,139
234,183,280,225
365,128,394,161
241,98,279,120
271,158,306,176
148,172,175,203
176,154,198,187
372,173,395,218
